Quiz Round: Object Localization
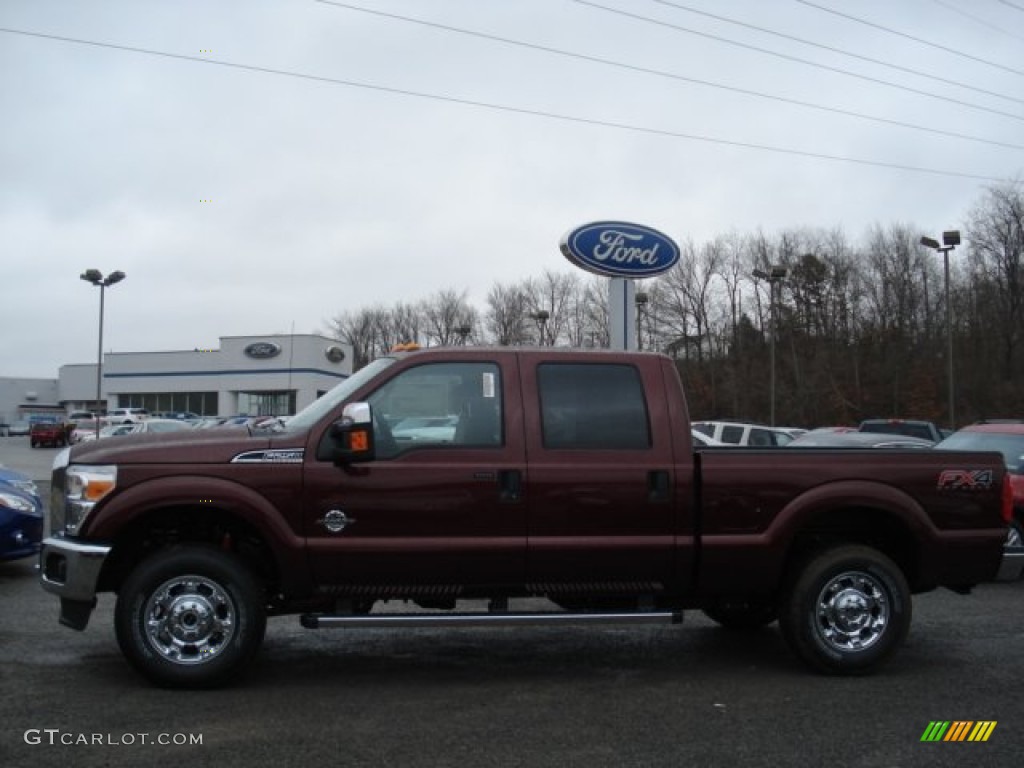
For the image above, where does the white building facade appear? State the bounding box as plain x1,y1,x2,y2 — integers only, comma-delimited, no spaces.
57,334,351,417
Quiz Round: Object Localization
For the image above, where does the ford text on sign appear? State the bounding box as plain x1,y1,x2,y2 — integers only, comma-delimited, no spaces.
560,221,680,278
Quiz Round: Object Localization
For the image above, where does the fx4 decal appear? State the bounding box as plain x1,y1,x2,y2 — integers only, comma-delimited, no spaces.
937,469,994,491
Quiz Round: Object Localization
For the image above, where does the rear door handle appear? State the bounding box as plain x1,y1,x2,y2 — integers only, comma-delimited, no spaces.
648,470,671,502
499,469,522,503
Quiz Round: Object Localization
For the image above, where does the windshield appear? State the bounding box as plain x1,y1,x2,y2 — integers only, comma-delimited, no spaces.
283,357,397,432
935,431,1024,474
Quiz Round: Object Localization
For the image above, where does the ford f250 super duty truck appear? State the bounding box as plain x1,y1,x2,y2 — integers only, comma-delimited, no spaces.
39,347,1012,687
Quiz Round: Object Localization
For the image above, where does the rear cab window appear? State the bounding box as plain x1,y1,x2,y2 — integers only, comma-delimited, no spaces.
537,363,651,450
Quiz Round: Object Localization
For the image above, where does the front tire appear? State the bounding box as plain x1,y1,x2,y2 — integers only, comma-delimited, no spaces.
115,546,266,688
779,545,910,675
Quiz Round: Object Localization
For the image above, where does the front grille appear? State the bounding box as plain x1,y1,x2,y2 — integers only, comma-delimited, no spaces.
49,466,66,536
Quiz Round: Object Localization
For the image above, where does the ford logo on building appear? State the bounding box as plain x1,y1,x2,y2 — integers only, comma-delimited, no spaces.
560,221,680,278
244,342,282,359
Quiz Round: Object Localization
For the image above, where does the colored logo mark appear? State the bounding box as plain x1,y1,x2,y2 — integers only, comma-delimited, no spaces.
920,721,997,742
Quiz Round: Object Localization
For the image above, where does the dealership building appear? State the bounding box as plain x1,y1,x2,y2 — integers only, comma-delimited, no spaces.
0,334,352,426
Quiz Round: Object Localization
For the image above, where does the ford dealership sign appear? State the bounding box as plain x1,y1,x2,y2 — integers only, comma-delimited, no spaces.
244,342,282,360
560,221,680,278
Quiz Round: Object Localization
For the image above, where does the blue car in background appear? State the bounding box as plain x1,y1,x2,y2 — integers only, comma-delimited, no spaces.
0,465,43,561
0,465,40,502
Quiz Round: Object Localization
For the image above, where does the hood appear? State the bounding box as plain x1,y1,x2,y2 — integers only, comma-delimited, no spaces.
66,427,303,465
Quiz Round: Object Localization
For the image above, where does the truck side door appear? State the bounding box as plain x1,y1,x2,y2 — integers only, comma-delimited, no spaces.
303,353,527,589
520,355,689,591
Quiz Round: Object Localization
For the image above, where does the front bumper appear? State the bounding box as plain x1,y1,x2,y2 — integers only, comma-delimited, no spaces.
997,545,1024,581
38,536,112,630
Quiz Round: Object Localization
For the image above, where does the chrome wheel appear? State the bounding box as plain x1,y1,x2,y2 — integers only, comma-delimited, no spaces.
142,574,237,665
815,570,888,653
780,545,910,674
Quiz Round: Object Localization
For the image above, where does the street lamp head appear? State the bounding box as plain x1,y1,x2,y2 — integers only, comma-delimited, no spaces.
942,230,961,247
752,269,769,281
635,291,649,306
105,270,126,286
80,269,103,284
920,236,941,250
769,265,788,280
533,310,549,321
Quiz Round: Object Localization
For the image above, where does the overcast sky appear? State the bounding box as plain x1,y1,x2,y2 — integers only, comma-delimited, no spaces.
2,0,1022,378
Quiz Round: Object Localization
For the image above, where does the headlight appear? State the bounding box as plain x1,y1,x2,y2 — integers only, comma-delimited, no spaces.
64,465,117,534
0,492,38,515
11,479,39,498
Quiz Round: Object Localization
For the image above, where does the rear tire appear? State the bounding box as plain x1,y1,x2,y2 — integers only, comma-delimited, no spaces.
115,546,266,688
779,545,910,675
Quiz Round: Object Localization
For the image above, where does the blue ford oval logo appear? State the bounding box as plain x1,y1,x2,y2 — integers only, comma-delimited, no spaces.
244,342,281,359
560,221,680,278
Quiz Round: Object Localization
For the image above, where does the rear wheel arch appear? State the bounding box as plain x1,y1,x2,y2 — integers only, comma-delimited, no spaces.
780,504,921,590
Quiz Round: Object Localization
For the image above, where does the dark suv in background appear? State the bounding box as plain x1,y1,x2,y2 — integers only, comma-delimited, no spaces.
858,418,944,443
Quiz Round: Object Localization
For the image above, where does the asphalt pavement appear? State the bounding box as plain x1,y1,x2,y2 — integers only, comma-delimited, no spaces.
1,435,1021,767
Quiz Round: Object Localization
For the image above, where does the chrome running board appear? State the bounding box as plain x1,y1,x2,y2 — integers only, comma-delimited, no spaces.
300,610,682,629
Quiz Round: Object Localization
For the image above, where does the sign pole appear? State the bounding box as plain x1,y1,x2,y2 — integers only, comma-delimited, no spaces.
608,277,636,350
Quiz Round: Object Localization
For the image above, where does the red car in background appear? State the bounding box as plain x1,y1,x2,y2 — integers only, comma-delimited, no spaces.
936,422,1024,547
29,422,68,448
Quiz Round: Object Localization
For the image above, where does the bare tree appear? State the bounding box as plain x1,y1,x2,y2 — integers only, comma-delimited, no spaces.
325,307,380,370
420,289,476,347
967,181,1024,381
525,270,579,346
484,281,533,346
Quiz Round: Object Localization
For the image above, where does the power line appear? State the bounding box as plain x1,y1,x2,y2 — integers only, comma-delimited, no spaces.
315,1,1024,148
650,0,1024,103
995,0,1024,13
0,26,1009,182
930,0,1024,42
795,0,1024,77
572,0,1024,122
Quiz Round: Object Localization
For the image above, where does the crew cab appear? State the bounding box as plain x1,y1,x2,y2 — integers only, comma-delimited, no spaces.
39,347,1011,688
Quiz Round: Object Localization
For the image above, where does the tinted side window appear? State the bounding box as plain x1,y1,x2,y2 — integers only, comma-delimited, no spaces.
748,428,773,447
538,363,650,450
720,425,744,444
368,362,502,458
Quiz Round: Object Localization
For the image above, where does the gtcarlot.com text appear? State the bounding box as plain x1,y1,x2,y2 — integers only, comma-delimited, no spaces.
24,729,202,746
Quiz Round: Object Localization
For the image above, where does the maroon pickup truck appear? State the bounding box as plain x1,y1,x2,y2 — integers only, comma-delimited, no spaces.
40,347,1011,687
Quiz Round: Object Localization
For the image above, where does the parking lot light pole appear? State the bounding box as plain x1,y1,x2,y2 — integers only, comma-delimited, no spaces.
80,269,126,437
920,231,960,430
752,265,787,426
635,292,649,350
532,310,550,346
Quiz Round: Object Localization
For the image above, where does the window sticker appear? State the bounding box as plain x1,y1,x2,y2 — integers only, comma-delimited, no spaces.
482,372,496,399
